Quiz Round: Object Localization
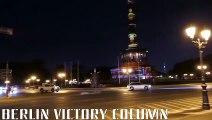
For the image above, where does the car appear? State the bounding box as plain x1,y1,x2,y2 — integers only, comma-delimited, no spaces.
38,83,60,93
10,86,18,94
0,86,4,94
127,82,152,91
0,86,18,94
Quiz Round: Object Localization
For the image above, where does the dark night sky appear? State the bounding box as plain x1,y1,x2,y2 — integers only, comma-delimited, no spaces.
0,0,212,72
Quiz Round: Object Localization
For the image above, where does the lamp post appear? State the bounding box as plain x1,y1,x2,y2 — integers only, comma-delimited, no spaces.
31,75,37,86
5,80,10,97
65,80,68,86
25,80,30,86
122,68,133,84
53,79,57,84
205,72,210,75
197,65,207,71
185,26,211,110
36,79,40,85
27,79,31,86
58,72,66,87
5,80,10,88
46,80,50,83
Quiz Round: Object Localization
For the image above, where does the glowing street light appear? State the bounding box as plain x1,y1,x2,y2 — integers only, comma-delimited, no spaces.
65,80,69,86
185,26,211,110
183,74,188,76
31,75,37,86
5,80,10,84
58,72,66,87
205,72,211,75
46,80,50,83
201,30,211,41
5,80,10,88
36,79,40,85
31,75,37,80
189,74,194,77
122,68,133,84
58,73,66,78
185,26,196,39
27,79,31,86
197,65,208,70
25,80,30,86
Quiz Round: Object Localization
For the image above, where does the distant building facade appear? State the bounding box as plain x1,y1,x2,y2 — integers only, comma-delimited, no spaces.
111,0,151,85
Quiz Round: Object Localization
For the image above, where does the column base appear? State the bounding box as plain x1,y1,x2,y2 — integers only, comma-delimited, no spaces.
202,104,210,110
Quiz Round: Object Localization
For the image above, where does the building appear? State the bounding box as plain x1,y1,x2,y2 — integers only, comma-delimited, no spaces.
111,0,151,85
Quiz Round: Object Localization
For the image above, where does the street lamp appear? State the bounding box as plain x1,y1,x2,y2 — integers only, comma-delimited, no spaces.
58,72,66,87
5,80,10,88
46,80,50,83
122,68,133,84
53,79,57,84
58,73,66,78
205,72,211,75
27,79,31,86
36,79,40,85
25,80,30,86
197,65,207,70
31,75,37,86
185,26,211,110
65,80,69,86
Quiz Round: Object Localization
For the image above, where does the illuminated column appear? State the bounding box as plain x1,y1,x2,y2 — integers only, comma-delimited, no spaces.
128,0,138,48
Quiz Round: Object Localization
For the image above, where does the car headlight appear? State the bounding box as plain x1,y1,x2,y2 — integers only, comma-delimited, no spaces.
13,87,18,91
11,90,17,94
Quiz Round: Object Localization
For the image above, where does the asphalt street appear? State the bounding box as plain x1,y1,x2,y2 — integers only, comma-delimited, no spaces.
0,83,212,120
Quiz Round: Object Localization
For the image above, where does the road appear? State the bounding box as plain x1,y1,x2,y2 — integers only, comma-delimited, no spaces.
0,83,212,120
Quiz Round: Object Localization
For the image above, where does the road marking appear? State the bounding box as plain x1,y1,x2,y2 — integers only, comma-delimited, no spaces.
80,91,101,95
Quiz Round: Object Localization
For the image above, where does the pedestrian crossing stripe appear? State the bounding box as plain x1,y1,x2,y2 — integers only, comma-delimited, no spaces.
104,97,212,119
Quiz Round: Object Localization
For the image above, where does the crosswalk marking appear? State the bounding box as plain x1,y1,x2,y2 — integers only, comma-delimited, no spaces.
150,103,180,113
104,97,212,119
169,101,200,107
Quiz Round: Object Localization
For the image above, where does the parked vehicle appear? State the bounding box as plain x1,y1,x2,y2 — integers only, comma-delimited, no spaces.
0,86,18,94
127,82,152,91
38,83,60,93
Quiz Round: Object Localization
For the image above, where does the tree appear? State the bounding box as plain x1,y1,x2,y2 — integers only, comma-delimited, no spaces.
0,59,50,85
169,54,212,75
